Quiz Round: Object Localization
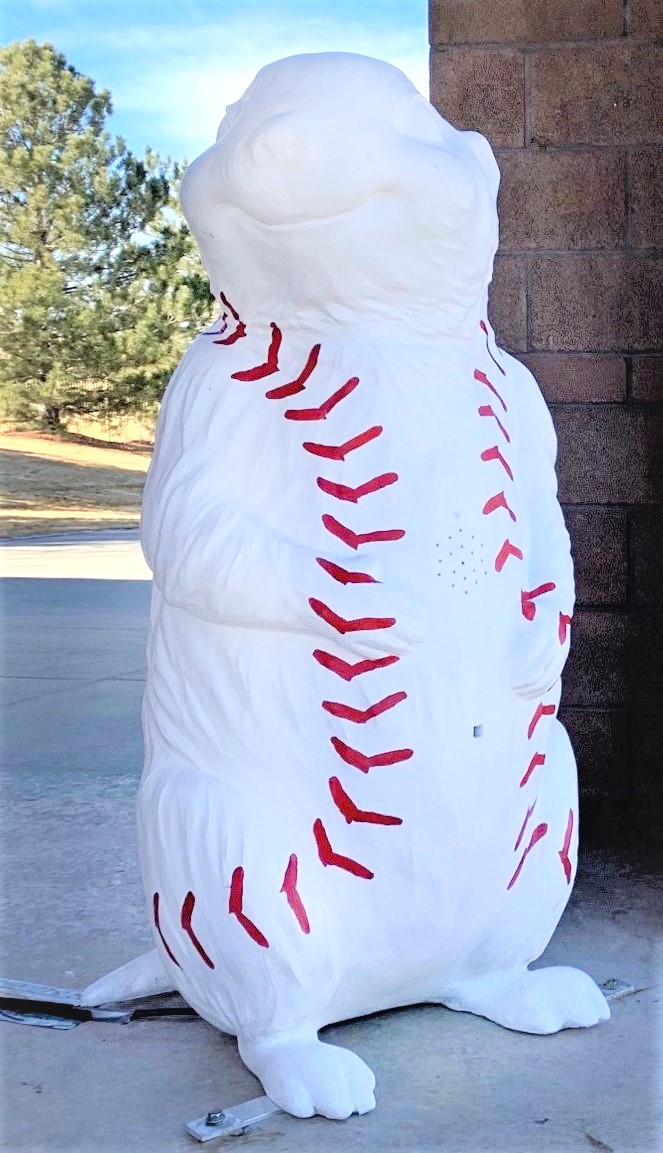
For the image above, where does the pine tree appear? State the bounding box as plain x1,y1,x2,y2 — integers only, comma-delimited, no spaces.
0,40,213,430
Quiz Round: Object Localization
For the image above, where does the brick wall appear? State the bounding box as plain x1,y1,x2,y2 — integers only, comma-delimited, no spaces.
430,1,663,844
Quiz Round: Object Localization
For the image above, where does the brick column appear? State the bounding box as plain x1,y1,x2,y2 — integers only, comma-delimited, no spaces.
430,1,663,844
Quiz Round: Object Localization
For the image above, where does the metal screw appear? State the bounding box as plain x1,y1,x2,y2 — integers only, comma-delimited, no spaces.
206,1110,227,1126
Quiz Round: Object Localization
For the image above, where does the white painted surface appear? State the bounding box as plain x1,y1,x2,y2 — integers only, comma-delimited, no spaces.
131,53,608,1120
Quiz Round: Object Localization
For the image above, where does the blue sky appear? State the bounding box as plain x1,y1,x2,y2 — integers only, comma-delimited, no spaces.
3,0,430,162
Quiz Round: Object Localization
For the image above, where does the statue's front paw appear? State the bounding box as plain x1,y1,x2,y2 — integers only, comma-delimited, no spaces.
238,1034,376,1120
443,966,610,1034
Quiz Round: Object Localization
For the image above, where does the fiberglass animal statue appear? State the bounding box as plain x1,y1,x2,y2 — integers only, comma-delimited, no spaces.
84,52,609,1119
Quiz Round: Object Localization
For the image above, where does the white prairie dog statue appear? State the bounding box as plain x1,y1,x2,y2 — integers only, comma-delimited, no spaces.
84,53,609,1119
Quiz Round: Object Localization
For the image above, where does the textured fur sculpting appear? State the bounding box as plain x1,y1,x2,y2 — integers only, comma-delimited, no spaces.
86,54,609,1120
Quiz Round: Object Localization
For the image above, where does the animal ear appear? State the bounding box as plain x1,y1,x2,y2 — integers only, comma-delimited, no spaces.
251,115,308,168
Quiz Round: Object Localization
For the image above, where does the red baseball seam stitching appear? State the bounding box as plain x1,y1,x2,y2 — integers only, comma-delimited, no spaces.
474,368,508,412
559,809,574,883
322,513,405,549
482,491,517,522
494,539,524,572
514,801,537,852
521,582,557,621
520,752,546,787
321,690,407,724
329,776,403,826
331,736,414,772
152,892,182,968
285,375,359,419
280,854,311,933
559,612,573,644
309,597,395,634
478,404,510,443
303,425,382,460
507,823,548,890
313,818,374,879
265,343,321,400
313,650,400,680
231,323,282,381
316,471,398,503
480,445,514,481
527,702,556,740
229,866,269,948
480,319,507,378
181,891,215,968
315,557,378,585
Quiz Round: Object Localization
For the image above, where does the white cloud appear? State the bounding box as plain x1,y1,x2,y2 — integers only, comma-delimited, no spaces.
82,10,428,157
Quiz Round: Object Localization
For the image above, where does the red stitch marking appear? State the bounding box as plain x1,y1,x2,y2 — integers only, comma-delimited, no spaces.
313,818,374,879
559,612,573,644
322,514,405,550
317,472,398,504
322,690,407,724
231,323,281,381
528,702,556,740
329,776,403,826
309,597,395,634
212,290,246,343
559,809,574,884
285,376,359,420
480,319,507,377
482,491,517,522
478,404,510,443
495,539,524,572
520,752,546,787
481,445,514,480
474,368,507,412
521,582,557,621
265,343,320,400
229,867,269,948
331,736,413,772
315,557,377,585
280,854,310,934
303,425,382,460
181,891,215,968
152,892,182,968
313,650,399,681
507,822,548,890
514,801,537,852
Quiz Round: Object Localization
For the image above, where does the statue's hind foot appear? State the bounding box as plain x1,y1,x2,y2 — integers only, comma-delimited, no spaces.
441,965,610,1035
238,1033,376,1120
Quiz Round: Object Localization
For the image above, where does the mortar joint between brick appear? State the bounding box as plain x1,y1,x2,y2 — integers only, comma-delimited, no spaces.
625,149,633,250
523,49,530,148
625,505,633,610
429,38,656,51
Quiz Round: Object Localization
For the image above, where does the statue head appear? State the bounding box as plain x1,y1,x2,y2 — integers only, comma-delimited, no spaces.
181,52,499,336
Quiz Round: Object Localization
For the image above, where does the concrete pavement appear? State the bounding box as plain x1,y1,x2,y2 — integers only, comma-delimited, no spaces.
0,531,661,1152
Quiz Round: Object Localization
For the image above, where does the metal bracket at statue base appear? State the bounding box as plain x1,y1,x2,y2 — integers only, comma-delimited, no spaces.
0,977,195,1028
184,978,637,1143
186,1095,283,1142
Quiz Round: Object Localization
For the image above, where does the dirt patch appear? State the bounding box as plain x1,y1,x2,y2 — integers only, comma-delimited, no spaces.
0,431,153,538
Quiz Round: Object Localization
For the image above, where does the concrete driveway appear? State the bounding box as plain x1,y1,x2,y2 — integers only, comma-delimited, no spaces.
0,531,660,1152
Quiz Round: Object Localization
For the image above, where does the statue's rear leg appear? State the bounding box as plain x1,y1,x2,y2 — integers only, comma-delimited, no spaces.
436,717,610,1034
137,763,376,1118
